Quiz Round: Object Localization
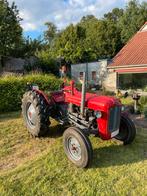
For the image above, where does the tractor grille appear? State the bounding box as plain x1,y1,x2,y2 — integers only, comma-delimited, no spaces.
108,106,121,133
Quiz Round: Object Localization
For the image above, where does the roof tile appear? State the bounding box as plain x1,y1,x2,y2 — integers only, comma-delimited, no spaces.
109,23,147,67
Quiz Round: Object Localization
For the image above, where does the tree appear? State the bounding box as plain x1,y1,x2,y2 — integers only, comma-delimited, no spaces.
44,22,57,45
45,15,123,64
79,15,122,59
53,24,86,63
104,8,124,22
0,0,22,58
42,0,147,67
119,0,147,43
36,49,58,74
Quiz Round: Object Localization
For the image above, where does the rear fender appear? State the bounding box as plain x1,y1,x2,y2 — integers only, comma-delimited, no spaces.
32,89,52,105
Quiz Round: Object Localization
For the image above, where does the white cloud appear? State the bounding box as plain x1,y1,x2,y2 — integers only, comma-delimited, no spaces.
7,0,146,33
23,23,37,31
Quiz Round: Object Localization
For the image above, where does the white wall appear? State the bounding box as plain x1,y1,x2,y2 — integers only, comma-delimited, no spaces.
71,60,108,85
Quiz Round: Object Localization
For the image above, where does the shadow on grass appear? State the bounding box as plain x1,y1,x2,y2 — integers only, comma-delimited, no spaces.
42,124,65,138
42,124,147,168
1,112,146,169
91,141,146,168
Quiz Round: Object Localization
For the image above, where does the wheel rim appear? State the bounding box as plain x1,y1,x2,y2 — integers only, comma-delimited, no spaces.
26,103,37,127
67,136,81,161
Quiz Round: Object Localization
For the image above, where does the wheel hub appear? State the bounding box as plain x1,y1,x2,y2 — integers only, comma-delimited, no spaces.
67,137,81,161
27,104,37,126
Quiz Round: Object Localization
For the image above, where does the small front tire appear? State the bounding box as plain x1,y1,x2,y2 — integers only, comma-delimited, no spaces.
115,115,136,145
63,127,93,168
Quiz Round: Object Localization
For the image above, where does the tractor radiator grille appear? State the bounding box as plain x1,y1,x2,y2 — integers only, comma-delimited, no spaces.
108,106,121,133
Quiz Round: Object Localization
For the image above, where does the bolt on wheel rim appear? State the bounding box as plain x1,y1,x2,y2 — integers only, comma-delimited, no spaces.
27,103,37,127
67,136,81,161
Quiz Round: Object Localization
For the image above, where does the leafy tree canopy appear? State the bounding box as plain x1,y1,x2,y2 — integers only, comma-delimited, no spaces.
0,0,22,56
43,0,147,64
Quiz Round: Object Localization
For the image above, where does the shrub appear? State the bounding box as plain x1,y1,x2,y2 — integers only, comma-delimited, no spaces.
120,97,134,105
139,96,147,105
143,105,147,118
0,74,63,113
139,96,147,113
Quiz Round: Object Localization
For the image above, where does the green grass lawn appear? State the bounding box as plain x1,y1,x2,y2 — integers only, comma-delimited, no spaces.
0,112,147,196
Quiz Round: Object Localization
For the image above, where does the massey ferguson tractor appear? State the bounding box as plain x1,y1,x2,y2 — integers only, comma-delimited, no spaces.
22,73,136,168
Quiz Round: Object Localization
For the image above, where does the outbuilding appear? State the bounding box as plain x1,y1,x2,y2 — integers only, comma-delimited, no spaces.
103,22,147,91
71,60,109,87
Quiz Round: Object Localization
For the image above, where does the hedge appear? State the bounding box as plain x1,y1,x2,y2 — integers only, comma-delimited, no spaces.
0,74,63,113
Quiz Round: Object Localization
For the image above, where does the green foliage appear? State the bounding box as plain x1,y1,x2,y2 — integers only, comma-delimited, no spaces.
140,96,147,106
42,0,147,65
36,50,59,74
143,105,147,118
143,86,147,92
119,0,147,43
0,74,62,113
50,16,123,63
53,24,86,63
104,8,124,22
44,22,57,45
10,36,46,59
121,97,134,105
139,96,147,113
0,0,22,57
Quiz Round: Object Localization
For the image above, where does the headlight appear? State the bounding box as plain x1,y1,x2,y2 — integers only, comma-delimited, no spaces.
95,111,102,118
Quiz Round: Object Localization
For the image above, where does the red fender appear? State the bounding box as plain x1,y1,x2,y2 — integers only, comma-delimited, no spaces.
32,89,52,105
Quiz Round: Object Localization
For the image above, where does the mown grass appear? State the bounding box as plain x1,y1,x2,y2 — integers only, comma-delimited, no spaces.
0,112,147,196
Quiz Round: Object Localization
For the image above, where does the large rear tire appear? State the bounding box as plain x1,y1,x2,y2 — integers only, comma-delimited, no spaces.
63,127,93,168
21,91,50,137
115,115,136,145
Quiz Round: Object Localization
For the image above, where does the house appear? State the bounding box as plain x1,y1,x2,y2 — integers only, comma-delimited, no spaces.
71,60,109,87
103,22,147,91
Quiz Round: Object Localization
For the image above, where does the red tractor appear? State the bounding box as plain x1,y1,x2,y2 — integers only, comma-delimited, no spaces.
22,73,136,168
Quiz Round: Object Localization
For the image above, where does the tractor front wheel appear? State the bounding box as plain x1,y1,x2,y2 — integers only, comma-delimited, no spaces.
115,115,136,145
63,127,93,168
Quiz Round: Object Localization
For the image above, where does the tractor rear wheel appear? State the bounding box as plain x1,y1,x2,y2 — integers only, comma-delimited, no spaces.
115,115,136,145
21,91,50,137
63,127,93,168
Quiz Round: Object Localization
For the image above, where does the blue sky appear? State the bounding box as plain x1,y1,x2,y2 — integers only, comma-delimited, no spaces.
7,0,145,39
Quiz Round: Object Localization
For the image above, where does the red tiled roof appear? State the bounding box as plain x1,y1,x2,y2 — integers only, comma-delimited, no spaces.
109,22,147,67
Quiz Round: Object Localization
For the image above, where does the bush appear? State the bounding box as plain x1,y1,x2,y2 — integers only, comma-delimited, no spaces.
120,97,134,105
0,74,63,113
143,105,147,118
139,96,147,113
139,96,147,105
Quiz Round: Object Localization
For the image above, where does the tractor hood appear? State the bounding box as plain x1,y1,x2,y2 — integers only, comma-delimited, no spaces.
86,95,121,111
64,85,121,111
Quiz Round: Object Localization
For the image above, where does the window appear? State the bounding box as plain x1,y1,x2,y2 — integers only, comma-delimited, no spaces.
79,72,83,80
92,71,96,81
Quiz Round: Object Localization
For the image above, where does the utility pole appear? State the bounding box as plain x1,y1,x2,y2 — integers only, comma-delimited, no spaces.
86,62,88,87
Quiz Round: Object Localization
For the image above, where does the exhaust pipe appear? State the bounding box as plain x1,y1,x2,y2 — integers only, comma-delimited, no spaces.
80,72,86,117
